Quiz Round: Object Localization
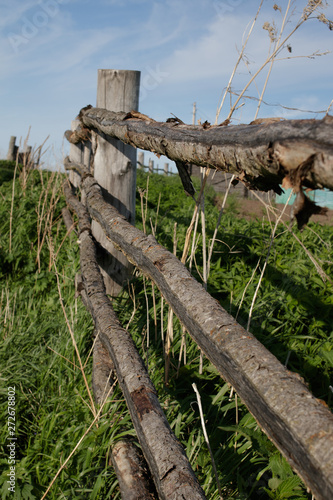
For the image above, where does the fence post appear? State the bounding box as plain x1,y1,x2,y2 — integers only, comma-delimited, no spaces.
69,120,85,188
7,136,16,161
92,69,140,296
148,159,154,173
138,151,144,169
164,163,169,176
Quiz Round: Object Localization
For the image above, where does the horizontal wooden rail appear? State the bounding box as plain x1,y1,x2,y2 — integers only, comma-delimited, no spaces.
64,157,333,500
63,180,206,500
77,106,333,194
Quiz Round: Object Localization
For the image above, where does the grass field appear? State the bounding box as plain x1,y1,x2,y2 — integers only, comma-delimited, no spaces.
0,162,332,499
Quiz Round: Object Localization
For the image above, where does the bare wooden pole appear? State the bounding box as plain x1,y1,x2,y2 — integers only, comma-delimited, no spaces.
164,163,169,176
69,120,85,188
92,69,140,296
7,136,16,161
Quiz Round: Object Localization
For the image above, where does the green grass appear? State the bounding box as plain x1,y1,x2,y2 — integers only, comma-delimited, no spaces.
0,167,331,499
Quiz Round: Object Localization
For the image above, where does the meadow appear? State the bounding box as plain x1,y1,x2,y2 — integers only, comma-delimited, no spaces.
0,160,332,499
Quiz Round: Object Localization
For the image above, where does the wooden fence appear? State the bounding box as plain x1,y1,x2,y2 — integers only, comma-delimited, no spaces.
6,135,40,166
63,69,333,500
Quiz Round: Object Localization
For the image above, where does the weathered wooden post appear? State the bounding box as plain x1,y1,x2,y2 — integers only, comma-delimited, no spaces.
92,69,140,296
7,136,17,161
148,159,154,173
138,151,144,169
69,120,85,188
164,163,169,176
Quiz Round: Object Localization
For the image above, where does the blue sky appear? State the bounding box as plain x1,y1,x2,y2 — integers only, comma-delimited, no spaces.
1,0,332,170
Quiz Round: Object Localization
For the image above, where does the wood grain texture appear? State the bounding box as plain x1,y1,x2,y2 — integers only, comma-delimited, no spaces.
79,107,333,193
64,158,333,500
92,70,141,296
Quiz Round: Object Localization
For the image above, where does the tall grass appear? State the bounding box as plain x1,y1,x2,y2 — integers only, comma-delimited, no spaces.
0,165,332,499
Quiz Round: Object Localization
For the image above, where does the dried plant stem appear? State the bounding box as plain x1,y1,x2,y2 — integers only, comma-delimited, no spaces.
227,2,323,121
181,169,210,264
247,191,292,331
200,170,207,289
250,189,333,284
215,0,264,124
143,277,150,357
165,223,178,385
48,237,97,420
152,283,158,342
165,307,173,386
207,174,235,279
177,325,187,377
254,0,292,119
192,383,223,499
154,192,161,234
189,210,200,272
161,296,164,344
235,258,261,321
126,283,137,330
41,379,117,500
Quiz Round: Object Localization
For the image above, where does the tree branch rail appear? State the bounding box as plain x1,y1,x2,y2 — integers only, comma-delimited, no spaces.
64,158,333,500
77,106,333,195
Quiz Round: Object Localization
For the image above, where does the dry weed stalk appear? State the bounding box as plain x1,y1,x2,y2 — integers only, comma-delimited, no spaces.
217,0,331,122
35,171,62,272
41,379,117,500
215,0,264,124
181,168,210,264
47,236,97,420
249,188,333,284
192,383,223,499
165,222,178,385
246,191,293,331
207,174,235,280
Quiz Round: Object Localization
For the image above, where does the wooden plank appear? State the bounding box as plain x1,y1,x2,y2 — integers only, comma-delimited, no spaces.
92,69,140,296
79,107,333,194
63,181,206,500
64,158,333,500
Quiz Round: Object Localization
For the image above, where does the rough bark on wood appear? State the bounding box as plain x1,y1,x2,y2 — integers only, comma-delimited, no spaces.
64,158,333,500
63,180,206,500
92,332,116,405
78,107,333,194
74,271,154,499
61,207,75,234
110,440,157,500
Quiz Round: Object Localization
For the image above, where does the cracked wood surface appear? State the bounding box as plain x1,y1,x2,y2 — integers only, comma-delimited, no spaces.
64,159,333,500
78,106,333,193
63,180,206,500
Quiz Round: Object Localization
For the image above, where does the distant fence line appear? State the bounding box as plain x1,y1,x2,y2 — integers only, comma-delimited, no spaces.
137,151,273,201
6,135,40,166
137,151,177,176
